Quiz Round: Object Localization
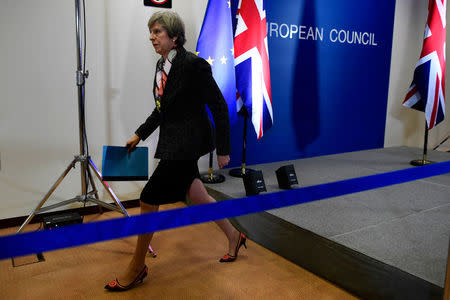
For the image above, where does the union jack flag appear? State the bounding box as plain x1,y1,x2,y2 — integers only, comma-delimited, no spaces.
403,0,446,129
234,0,273,139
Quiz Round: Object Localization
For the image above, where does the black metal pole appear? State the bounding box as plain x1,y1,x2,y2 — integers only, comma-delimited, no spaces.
229,113,254,178
209,151,213,171
424,123,429,160
241,113,248,169
433,134,450,150
75,0,88,195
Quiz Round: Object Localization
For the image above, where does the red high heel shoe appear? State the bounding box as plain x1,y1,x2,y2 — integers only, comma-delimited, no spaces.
220,233,247,263
104,265,148,292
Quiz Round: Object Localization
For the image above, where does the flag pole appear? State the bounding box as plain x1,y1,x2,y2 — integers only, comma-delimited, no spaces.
200,152,225,184
410,121,435,166
229,113,255,178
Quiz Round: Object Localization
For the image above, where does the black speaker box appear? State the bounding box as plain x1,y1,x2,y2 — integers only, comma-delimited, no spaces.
243,170,267,196
276,164,298,189
43,212,83,229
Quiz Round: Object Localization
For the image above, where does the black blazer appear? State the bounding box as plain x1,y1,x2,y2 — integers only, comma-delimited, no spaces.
135,47,231,160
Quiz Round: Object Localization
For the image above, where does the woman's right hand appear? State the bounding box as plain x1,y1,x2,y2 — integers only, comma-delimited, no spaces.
126,134,141,152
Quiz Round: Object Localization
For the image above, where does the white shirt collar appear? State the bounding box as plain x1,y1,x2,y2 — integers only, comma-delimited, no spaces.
167,49,177,63
163,49,177,74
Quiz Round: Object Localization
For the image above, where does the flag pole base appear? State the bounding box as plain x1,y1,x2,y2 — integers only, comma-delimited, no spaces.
410,159,435,166
200,173,225,184
228,168,255,178
410,121,435,167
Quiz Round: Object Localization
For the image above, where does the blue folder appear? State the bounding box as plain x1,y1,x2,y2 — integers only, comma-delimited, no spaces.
101,145,149,181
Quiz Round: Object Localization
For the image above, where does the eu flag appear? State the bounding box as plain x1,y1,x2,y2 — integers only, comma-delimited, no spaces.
196,0,237,125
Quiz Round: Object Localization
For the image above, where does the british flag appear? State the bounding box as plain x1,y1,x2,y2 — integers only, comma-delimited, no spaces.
234,0,273,139
403,0,446,130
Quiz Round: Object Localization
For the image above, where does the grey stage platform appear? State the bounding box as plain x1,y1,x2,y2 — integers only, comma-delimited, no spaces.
205,146,450,299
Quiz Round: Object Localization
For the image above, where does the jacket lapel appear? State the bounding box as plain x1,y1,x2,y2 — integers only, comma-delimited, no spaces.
159,47,187,111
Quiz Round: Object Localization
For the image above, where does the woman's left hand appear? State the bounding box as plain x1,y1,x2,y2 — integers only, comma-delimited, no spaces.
217,155,230,169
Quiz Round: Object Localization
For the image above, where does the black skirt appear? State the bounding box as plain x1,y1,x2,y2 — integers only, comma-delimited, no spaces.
140,159,200,205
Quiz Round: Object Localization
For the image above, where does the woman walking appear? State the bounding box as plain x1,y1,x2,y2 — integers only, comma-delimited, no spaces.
105,11,247,292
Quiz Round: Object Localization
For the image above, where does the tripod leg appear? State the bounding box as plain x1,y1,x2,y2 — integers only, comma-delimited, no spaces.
88,158,158,257
86,166,103,214
87,158,129,217
17,159,77,233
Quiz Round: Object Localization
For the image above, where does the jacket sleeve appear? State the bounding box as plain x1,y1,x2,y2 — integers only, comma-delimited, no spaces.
193,57,231,156
135,107,160,141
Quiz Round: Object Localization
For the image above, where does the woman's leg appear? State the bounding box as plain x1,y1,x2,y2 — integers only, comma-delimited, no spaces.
117,201,159,285
187,178,240,255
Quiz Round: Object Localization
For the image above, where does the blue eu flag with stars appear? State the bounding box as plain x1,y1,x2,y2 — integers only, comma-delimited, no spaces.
196,0,237,125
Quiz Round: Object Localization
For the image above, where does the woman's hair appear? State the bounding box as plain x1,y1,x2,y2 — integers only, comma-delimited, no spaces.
148,11,186,47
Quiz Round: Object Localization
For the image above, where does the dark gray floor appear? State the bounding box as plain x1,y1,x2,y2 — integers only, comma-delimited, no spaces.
206,146,450,287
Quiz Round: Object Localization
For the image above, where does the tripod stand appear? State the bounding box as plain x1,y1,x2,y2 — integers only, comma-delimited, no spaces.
16,0,129,234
